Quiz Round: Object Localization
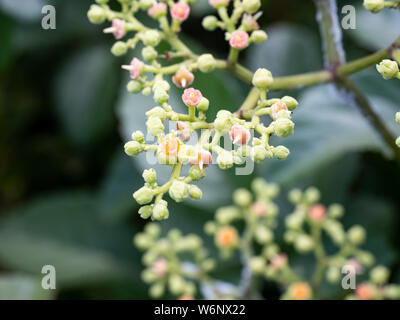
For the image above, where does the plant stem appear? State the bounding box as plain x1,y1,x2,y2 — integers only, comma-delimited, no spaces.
313,0,345,67
311,224,326,292
339,78,400,163
228,48,240,66
313,0,400,163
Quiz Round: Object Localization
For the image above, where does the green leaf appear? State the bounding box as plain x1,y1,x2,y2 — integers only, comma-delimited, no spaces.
0,0,44,22
53,45,119,147
97,151,141,223
347,6,400,50
0,13,14,72
0,274,54,300
345,194,398,267
191,0,214,16
257,85,399,185
0,192,144,290
246,23,323,76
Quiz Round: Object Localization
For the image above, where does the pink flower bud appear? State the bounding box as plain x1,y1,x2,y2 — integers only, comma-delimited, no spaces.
229,30,249,50
270,254,288,270
209,0,230,8
271,101,288,120
216,226,238,248
148,3,168,19
161,135,181,156
176,121,191,142
170,2,190,21
103,19,126,40
178,295,195,300
289,282,311,300
308,204,326,222
152,258,168,277
230,124,251,145
182,88,203,107
122,58,143,80
172,69,194,88
250,201,267,217
347,259,363,275
190,149,212,169
242,13,260,31
356,283,373,300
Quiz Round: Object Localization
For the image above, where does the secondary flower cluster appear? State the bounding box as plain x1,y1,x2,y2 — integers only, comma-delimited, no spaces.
135,179,400,300
124,71,297,220
135,223,215,299
364,0,400,13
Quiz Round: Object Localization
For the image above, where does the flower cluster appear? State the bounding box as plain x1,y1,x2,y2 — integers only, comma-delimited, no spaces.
135,223,215,299
88,1,297,218
135,179,400,300
124,72,297,220
363,0,400,13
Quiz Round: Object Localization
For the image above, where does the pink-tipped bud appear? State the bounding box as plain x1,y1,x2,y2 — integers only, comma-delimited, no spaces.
209,0,230,8
230,124,251,145
190,149,212,169
170,2,190,21
161,135,181,156
148,3,168,19
172,69,194,88
270,254,288,270
103,19,126,40
229,30,249,49
242,13,260,31
309,204,326,222
178,295,195,300
356,283,374,300
250,201,267,217
176,121,191,142
347,259,363,275
271,101,288,120
122,58,143,80
152,258,168,277
182,88,203,107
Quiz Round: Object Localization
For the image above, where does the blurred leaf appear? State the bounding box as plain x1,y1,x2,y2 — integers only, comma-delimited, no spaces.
54,45,119,147
0,13,14,72
0,0,45,22
345,194,398,266
0,274,54,300
13,0,101,53
0,192,144,290
258,85,398,185
246,23,323,76
191,0,214,16
347,6,400,50
353,68,400,105
97,151,141,223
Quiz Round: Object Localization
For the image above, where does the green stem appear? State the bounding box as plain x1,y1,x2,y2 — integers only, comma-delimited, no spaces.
188,105,196,121
154,163,183,196
314,0,344,67
228,48,240,66
311,224,326,291
236,87,260,118
339,78,400,164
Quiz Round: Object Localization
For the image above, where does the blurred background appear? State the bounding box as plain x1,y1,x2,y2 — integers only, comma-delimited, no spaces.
0,0,399,299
